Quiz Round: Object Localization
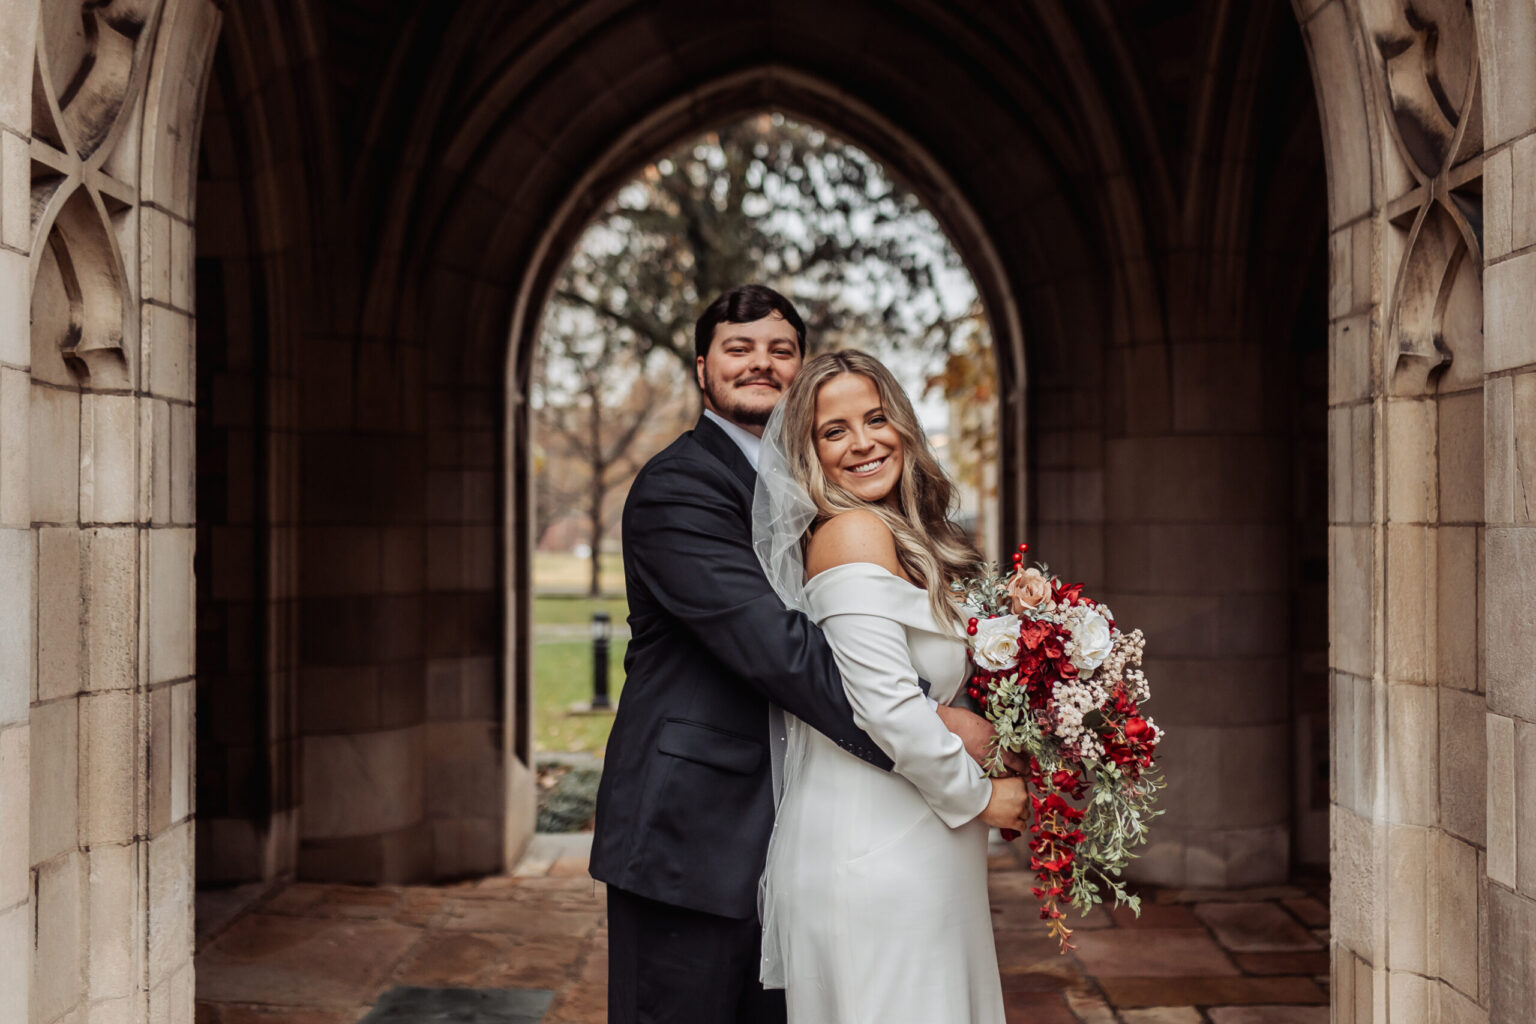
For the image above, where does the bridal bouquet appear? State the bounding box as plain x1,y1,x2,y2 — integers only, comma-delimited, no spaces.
954,543,1164,951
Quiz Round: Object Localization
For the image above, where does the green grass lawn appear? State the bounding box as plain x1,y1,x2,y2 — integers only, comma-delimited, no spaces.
533,594,631,756
533,637,629,754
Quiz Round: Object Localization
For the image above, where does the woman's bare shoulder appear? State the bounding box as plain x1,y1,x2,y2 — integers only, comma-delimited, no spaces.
805,509,902,579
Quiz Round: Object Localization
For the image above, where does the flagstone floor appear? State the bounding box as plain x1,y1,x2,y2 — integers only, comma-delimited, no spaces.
194,834,1330,1024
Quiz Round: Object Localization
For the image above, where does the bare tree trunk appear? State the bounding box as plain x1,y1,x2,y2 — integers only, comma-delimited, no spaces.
589,394,604,597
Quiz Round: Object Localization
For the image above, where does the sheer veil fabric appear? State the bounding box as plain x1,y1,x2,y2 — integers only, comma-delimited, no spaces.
751,402,813,987
752,402,815,620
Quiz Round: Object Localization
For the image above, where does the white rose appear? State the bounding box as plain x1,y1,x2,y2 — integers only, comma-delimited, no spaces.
971,614,1021,672
1068,610,1114,672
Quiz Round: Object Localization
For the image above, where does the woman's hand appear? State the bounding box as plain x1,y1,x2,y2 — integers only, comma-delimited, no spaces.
935,705,1029,776
979,776,1028,830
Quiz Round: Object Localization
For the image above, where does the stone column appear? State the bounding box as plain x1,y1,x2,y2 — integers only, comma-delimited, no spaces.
0,6,38,1019
424,373,506,879
293,336,433,881
10,2,219,1022
1102,333,1294,888
1477,2,1536,1021
1306,1,1494,1020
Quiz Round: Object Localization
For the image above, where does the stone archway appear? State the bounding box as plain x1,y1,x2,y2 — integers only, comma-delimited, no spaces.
499,71,1034,859
371,0,1329,897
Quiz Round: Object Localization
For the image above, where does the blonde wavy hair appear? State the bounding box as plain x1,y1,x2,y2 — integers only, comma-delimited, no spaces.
778,349,981,629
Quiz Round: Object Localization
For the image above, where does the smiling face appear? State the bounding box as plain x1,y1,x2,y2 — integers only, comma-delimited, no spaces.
812,372,905,504
695,312,803,434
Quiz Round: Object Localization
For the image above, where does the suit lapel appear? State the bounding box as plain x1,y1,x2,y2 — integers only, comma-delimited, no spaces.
691,415,758,493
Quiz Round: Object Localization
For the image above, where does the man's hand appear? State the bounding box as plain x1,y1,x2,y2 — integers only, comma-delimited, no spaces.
934,704,1028,776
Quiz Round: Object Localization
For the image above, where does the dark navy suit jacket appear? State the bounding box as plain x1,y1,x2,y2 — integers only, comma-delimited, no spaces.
589,415,891,919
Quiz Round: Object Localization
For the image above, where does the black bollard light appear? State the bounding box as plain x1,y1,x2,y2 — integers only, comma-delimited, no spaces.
591,610,612,709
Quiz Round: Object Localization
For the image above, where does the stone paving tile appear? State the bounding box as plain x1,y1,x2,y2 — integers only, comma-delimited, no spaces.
312,886,408,920
1208,1007,1330,1023
390,931,591,991
996,938,1083,977
1100,975,1327,1008
1281,896,1329,928
547,856,593,878
1121,1008,1204,1024
436,897,601,938
1230,951,1330,976
394,889,451,927
196,914,423,1009
196,883,272,948
1062,989,1119,1023
1157,886,1309,904
1072,927,1241,978
999,957,1079,993
261,884,330,916
1195,902,1322,952
496,875,605,897
990,886,1113,932
468,874,524,890
1003,990,1081,1023
543,935,608,1024
197,1006,364,1024
1111,903,1203,929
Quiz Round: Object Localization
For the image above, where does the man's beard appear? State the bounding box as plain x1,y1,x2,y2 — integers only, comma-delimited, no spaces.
702,370,781,427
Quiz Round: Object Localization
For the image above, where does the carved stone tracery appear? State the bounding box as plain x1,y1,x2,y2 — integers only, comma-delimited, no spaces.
29,0,162,387
1366,0,1484,396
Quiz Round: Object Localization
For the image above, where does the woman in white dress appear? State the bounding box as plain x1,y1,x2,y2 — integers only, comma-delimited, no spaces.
753,350,1027,1023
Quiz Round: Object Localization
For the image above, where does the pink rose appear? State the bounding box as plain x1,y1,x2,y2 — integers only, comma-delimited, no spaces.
1007,567,1052,615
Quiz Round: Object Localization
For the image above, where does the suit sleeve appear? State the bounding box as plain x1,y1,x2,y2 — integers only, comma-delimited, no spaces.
624,458,893,771
818,609,993,827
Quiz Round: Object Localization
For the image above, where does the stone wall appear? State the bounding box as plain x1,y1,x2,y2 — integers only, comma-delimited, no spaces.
1477,1,1536,1021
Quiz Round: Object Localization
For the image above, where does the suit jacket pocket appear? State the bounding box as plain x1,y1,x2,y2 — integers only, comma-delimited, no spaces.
657,718,764,775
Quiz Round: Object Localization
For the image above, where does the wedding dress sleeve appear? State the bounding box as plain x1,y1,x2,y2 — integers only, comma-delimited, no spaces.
809,564,993,828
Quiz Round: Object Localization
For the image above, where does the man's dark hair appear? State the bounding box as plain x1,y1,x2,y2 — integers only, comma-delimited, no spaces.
693,284,807,360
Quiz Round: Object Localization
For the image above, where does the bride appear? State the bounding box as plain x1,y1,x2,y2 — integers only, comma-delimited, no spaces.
753,349,1025,1022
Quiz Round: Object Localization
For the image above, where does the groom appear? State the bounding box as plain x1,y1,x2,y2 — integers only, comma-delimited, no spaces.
590,285,1012,1023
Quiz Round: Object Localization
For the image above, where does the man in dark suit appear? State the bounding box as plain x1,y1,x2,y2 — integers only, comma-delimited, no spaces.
590,285,1008,1023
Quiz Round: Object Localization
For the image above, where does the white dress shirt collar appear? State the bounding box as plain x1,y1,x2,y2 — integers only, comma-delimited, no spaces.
702,408,763,471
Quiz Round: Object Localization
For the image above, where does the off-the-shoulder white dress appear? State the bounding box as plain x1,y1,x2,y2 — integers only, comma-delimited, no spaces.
759,562,1005,1023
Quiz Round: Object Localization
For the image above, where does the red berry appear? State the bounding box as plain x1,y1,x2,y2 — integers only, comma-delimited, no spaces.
966,624,978,636
1021,543,1030,553
968,617,978,626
